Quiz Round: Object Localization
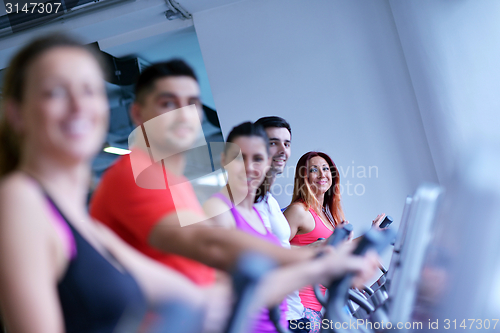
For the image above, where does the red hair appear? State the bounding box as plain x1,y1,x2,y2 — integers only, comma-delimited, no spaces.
290,151,345,226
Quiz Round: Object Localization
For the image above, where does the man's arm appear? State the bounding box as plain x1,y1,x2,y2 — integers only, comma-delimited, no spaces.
148,210,318,271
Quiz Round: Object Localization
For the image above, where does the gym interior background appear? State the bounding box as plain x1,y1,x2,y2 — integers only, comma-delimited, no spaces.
1,0,499,327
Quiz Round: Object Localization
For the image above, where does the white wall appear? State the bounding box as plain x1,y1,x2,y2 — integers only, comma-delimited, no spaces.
102,26,216,109
192,0,438,244
389,0,500,182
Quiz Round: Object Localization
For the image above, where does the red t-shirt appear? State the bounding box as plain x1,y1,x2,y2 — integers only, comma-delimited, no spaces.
90,149,215,286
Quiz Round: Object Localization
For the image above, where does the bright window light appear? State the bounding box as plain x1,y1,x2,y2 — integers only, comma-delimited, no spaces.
104,147,131,155
192,170,227,187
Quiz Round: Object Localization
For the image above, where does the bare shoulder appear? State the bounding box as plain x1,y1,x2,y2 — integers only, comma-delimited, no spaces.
284,201,316,237
284,202,309,219
0,173,57,271
0,172,46,219
202,195,235,228
0,173,64,332
0,172,39,198
202,196,229,216
0,173,53,240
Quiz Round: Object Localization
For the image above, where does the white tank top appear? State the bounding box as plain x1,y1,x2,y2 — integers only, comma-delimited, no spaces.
255,193,305,320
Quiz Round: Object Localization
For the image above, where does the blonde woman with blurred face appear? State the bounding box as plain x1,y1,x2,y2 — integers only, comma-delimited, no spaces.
0,34,228,333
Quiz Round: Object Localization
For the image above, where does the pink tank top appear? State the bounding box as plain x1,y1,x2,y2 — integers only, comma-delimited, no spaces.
290,202,335,311
213,193,287,333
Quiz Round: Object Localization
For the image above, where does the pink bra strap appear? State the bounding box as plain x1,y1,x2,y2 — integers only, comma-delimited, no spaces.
24,174,77,260
46,198,77,260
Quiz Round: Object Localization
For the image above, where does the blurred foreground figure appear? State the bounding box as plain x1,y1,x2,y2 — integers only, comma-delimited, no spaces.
410,144,500,332
0,33,226,333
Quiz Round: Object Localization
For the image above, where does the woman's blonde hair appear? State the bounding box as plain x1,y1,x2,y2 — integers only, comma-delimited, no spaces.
290,151,345,227
0,33,106,177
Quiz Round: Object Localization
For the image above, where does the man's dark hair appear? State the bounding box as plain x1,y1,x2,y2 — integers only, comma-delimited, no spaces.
134,59,198,104
254,116,292,137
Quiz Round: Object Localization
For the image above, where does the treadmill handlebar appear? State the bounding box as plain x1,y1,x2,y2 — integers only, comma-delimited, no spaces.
353,228,382,255
328,224,354,247
321,228,396,333
224,252,276,333
379,215,393,229
314,224,355,306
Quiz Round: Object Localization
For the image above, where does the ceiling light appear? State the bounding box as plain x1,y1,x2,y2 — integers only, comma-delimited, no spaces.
104,147,131,155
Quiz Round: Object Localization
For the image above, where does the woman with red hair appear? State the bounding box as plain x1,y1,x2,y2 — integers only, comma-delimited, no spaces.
284,151,383,332
286,151,345,234
284,152,343,332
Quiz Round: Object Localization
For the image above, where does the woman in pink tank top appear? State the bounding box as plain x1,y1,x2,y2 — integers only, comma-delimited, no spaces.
284,152,386,333
284,151,345,333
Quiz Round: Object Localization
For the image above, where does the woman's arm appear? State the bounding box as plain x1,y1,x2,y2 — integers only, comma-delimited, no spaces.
257,242,380,307
0,176,65,333
93,222,233,333
93,221,206,307
201,198,320,268
284,203,314,240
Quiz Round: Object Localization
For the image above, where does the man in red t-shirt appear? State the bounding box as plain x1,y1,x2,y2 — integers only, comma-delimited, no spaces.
90,60,315,285
91,146,215,285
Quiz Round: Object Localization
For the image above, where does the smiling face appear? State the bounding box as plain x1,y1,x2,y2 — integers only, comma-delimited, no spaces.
223,136,270,196
18,47,108,163
132,76,202,153
265,127,291,175
307,156,333,196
